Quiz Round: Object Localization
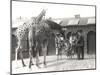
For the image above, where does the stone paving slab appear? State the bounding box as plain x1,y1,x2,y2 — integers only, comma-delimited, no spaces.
12,55,96,74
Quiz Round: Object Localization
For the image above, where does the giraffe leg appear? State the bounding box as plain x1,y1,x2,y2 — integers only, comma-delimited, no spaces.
29,47,33,68
34,42,40,68
19,50,26,67
19,40,26,67
28,42,34,68
15,46,19,66
16,40,26,67
28,40,35,68
43,48,47,67
28,28,34,68
42,41,48,68
36,49,40,68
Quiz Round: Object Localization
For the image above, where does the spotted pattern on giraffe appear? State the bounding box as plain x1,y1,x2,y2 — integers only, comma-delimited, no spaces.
15,18,36,40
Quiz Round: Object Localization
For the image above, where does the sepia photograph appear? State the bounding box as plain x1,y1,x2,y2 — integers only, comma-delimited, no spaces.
11,0,96,74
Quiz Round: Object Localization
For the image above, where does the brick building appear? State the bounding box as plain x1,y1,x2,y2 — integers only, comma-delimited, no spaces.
11,16,96,60
60,15,96,54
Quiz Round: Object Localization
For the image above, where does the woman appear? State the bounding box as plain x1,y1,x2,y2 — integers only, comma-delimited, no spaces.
55,33,64,60
68,32,77,58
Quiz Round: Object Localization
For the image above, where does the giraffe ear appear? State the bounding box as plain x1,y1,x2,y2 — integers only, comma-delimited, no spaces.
42,9,47,16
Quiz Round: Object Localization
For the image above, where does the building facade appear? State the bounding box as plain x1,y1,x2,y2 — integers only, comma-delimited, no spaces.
60,15,96,54
12,16,96,60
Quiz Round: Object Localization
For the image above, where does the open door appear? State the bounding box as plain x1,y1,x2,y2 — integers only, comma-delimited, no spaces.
87,31,96,54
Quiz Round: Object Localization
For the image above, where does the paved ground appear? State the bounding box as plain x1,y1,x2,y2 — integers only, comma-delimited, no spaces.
12,54,96,74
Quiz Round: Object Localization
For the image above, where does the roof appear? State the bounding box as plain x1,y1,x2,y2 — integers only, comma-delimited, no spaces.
67,19,79,25
45,19,62,30
79,18,88,25
87,18,95,24
59,17,95,26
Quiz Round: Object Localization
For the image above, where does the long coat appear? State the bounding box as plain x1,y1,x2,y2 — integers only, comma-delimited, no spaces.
76,35,84,59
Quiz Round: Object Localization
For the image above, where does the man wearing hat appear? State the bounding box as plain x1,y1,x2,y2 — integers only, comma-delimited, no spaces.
76,30,84,60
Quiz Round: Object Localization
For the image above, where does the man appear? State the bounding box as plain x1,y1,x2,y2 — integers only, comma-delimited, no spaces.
76,30,84,60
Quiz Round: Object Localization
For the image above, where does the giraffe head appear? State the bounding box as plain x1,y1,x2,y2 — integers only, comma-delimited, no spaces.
36,9,47,23
41,9,47,16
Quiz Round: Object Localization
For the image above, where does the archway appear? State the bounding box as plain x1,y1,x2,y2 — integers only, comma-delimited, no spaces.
87,31,96,54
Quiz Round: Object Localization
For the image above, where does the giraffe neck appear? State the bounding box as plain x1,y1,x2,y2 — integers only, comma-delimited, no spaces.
35,9,46,23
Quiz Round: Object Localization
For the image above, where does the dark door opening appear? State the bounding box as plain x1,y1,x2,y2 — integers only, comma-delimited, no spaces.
87,31,96,54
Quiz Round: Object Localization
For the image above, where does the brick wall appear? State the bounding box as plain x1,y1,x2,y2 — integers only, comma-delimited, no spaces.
64,25,96,54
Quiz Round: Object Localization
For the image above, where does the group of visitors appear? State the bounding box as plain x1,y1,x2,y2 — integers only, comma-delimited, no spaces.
55,30,84,60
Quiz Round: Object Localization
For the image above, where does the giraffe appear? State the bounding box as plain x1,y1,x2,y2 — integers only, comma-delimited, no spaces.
30,19,61,68
14,9,46,68
30,20,51,68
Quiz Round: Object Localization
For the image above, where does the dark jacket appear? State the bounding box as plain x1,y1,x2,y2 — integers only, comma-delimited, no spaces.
76,35,84,59
77,36,84,48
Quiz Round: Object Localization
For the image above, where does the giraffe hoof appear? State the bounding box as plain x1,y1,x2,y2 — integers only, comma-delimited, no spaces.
31,63,34,65
29,66,31,69
43,65,47,68
23,64,26,67
36,64,41,68
29,64,32,68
